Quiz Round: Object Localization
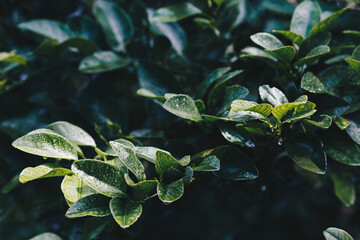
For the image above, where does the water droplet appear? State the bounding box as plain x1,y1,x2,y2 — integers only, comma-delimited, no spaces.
261,186,267,192
245,140,255,148
278,138,283,146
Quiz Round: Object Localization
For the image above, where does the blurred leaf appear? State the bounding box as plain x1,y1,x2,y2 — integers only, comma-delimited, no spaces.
30,233,63,240
79,51,129,73
92,0,134,52
290,1,321,37
273,30,304,46
151,2,202,22
329,169,355,207
59,37,98,55
81,219,106,240
18,19,76,42
309,7,350,35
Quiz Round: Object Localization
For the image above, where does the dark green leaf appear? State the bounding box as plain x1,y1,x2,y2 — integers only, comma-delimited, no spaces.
158,180,184,203
301,72,327,93
272,30,304,45
290,1,321,37
286,135,326,174
79,51,129,73
92,0,134,52
217,85,249,115
124,174,157,195
155,151,182,176
65,194,110,218
309,7,350,35
191,155,220,171
329,170,355,207
265,46,296,63
151,2,202,22
71,160,127,198
295,45,330,66
110,198,142,229
304,115,332,129
345,58,360,74
59,37,97,55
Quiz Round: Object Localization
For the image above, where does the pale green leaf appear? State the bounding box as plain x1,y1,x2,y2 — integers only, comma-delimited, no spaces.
158,180,184,203
19,163,71,183
259,85,288,107
290,1,321,37
110,198,142,229
301,72,327,93
155,151,182,176
323,227,354,240
250,32,283,50
163,94,203,122
61,175,97,206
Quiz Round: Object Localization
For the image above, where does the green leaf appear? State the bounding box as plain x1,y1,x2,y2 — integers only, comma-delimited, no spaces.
272,30,304,46
79,51,129,73
217,85,249,116
345,58,360,74
199,67,231,97
304,115,332,130
12,129,78,160
30,233,63,240
345,116,360,145
309,7,350,35
323,227,354,240
151,2,202,22
18,19,76,42
92,0,134,52
134,146,169,164
250,32,283,50
191,155,220,171
136,89,166,102
155,151,182,176
71,160,127,198
124,174,157,195
147,9,187,56
231,100,257,112
329,170,355,207
59,37,98,55
334,117,350,130
61,175,97,206
81,219,106,240
178,155,191,166
163,94,203,122
290,1,321,37
65,194,110,218
265,46,296,63
192,146,258,180
19,163,71,183
137,61,179,96
301,72,327,93
259,85,288,107
323,131,360,166
281,102,317,123
158,180,184,203
286,135,326,174
110,141,146,181
46,121,96,147
343,30,360,38
295,45,330,66
110,198,142,229
0,52,27,65
227,110,268,123
298,31,331,58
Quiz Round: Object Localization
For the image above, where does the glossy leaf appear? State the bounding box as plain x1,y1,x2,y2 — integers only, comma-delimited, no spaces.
345,58,360,74
65,194,110,218
135,146,170,164
151,2,202,22
250,32,283,50
61,175,97,206
12,129,78,160
286,135,326,174
46,121,96,147
124,174,157,195
155,151,182,176
272,30,304,46
295,45,330,66
163,94,203,122
217,85,249,115
71,160,127,198
290,1,321,37
79,51,129,73
110,141,146,181
323,227,354,240
265,46,296,63
309,7,350,35
345,117,360,145
329,170,355,207
30,233,63,240
301,72,327,93
18,19,76,42
110,198,142,229
334,117,350,130
92,0,134,52
227,110,267,123
304,115,332,130
158,180,184,203
281,102,317,123
191,155,220,172
19,163,71,183
259,85,288,107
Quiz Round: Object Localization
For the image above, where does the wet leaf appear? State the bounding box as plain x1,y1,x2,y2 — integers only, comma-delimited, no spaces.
19,163,71,183
65,194,111,218
110,198,142,229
